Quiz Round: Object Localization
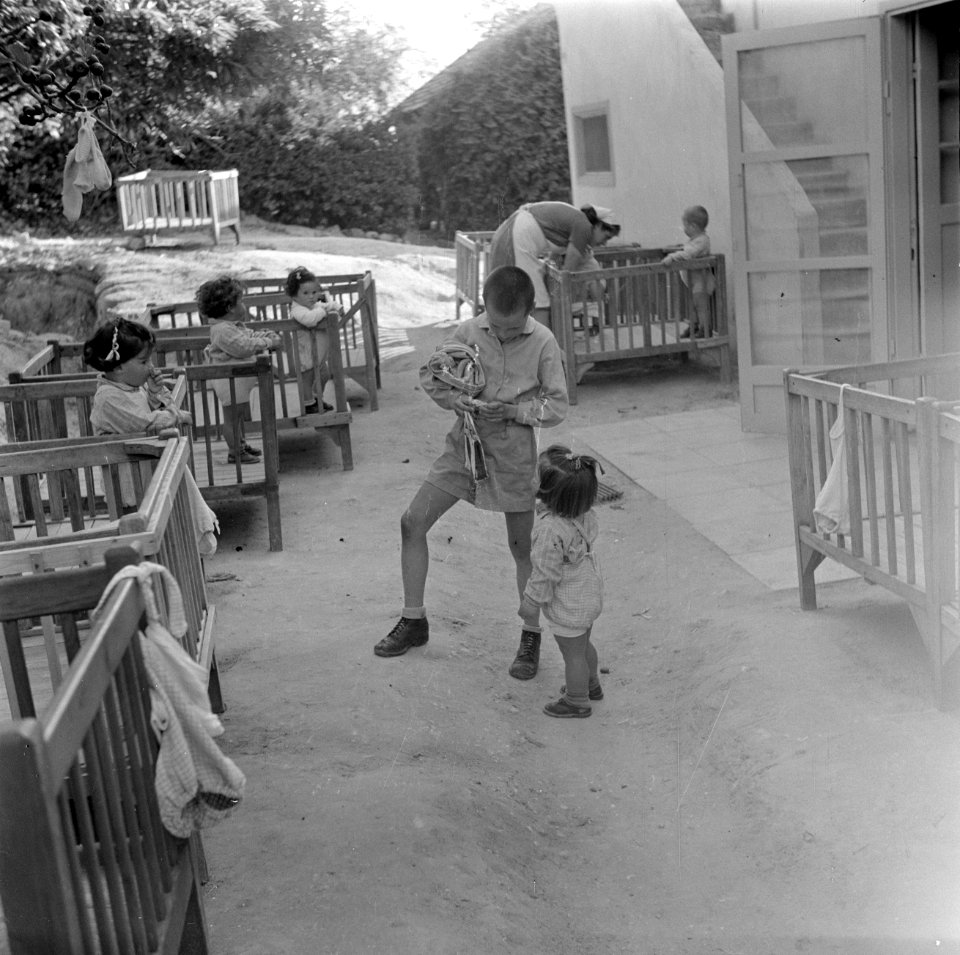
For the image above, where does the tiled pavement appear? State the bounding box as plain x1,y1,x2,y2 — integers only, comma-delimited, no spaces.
577,403,858,591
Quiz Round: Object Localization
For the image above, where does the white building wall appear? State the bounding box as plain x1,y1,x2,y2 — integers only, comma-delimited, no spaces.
722,0,882,31
555,0,731,259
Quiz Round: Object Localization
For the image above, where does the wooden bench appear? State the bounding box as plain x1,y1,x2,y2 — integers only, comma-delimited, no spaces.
785,354,960,707
0,546,211,954
0,435,222,719
4,353,284,552
116,168,240,246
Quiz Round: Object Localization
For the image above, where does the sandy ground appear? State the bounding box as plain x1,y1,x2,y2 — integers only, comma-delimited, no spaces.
2,228,959,953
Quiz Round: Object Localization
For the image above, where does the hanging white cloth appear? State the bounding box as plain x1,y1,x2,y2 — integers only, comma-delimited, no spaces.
93,561,245,837
813,384,851,536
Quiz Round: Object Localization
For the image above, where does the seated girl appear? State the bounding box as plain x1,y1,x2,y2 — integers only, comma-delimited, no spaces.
84,319,218,554
84,318,192,435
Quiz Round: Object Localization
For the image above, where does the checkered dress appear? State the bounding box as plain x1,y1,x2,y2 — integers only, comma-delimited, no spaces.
524,509,603,636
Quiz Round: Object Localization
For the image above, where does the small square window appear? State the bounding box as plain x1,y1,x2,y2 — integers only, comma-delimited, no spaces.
581,115,611,172
573,104,614,186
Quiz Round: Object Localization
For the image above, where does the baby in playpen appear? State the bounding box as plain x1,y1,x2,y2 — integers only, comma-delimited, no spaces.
285,265,341,414
196,276,281,464
662,204,716,338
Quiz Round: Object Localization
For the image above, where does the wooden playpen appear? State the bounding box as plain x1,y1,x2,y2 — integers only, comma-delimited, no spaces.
116,168,240,246
784,354,960,706
0,546,212,954
0,435,221,719
452,233,731,403
3,355,284,552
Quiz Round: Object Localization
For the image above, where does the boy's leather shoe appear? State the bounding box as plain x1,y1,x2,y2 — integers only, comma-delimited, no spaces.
508,629,541,680
374,617,429,657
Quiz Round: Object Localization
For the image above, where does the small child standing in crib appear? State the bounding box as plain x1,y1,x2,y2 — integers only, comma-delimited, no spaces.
519,444,605,719
285,266,340,413
84,318,193,434
196,276,281,464
662,204,716,339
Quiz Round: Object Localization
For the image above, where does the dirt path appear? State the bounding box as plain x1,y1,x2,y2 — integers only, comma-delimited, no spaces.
2,229,957,953
198,326,960,954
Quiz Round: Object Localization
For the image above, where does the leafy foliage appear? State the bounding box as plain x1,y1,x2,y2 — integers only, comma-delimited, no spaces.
0,0,407,232
400,5,569,237
0,0,567,240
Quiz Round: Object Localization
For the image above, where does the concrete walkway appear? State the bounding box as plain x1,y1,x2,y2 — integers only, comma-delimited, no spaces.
576,404,857,592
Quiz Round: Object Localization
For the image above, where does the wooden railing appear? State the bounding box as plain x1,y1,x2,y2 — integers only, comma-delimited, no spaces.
6,348,284,551
116,167,240,246
454,230,494,319
0,373,187,444
0,435,221,719
546,252,731,403
784,354,960,706
0,547,211,954
145,272,381,399
452,233,731,403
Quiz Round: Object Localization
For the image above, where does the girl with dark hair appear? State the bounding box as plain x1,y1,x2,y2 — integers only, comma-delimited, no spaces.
197,276,281,464
520,444,605,718
489,201,621,327
84,318,192,435
285,266,338,413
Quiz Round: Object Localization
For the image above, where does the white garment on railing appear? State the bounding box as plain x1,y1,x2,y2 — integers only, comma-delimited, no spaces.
93,561,245,837
813,384,851,536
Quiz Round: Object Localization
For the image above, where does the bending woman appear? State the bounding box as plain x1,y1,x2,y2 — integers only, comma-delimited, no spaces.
489,202,620,327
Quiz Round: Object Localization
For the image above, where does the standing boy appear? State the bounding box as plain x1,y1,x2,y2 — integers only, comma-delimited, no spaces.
374,266,569,680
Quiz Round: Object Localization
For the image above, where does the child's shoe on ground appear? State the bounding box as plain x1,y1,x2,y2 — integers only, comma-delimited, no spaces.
227,448,260,464
560,683,604,701
374,617,429,657
242,443,262,456
508,629,541,680
543,698,592,718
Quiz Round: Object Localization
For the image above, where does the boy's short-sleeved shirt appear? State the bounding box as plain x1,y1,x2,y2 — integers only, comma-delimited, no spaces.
420,314,568,512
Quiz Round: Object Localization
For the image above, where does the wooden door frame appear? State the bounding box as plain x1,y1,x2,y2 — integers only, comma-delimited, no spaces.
723,18,887,432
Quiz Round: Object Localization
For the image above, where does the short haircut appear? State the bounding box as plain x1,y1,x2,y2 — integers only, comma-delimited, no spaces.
683,205,709,230
536,444,600,519
196,275,244,320
482,265,535,316
84,318,156,372
285,265,317,297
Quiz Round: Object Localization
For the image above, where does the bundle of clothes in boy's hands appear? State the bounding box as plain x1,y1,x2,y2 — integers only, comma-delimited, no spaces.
426,342,489,481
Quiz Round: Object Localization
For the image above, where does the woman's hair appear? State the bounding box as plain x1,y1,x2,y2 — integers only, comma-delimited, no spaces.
84,318,156,372
580,204,621,239
196,275,244,320
285,265,318,297
683,205,709,230
536,444,602,519
483,265,536,316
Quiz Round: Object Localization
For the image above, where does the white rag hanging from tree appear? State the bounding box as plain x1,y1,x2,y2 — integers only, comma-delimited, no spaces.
62,112,112,221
